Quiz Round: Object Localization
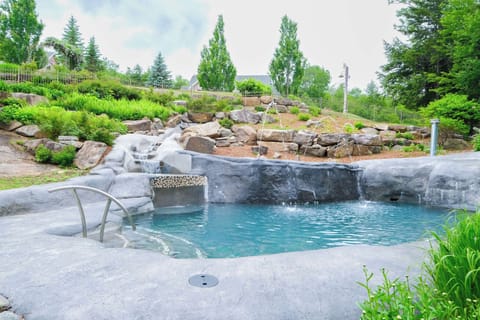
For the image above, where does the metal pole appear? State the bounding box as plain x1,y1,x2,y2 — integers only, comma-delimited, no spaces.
430,119,440,156
343,63,349,114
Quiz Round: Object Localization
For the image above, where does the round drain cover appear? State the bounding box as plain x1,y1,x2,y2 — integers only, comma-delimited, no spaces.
188,274,219,288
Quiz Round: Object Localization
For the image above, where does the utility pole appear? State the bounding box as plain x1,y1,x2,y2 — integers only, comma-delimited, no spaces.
341,63,349,114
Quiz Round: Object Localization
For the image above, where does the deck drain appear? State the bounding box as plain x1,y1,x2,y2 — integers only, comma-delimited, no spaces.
188,274,219,288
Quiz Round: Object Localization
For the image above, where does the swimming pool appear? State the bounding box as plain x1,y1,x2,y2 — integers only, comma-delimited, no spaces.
123,201,451,258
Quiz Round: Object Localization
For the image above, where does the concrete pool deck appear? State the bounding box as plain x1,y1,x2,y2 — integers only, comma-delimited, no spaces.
0,203,429,320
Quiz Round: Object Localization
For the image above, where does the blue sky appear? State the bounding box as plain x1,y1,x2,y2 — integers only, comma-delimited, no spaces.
36,0,401,90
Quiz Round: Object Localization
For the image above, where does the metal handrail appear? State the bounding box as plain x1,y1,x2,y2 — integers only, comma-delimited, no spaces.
48,185,136,242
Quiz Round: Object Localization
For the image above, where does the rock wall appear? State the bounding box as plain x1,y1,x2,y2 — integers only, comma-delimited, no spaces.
183,152,361,203
357,152,480,210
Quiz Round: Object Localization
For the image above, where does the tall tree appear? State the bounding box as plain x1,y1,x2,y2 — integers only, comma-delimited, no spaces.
147,52,172,88
197,15,236,91
380,0,450,109
298,65,331,100
62,15,83,50
269,15,306,97
0,0,44,65
84,36,103,72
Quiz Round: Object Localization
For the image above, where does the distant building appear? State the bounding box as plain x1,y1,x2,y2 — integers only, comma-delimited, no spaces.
188,74,278,95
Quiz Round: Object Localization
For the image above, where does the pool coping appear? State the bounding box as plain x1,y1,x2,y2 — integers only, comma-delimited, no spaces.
0,203,429,320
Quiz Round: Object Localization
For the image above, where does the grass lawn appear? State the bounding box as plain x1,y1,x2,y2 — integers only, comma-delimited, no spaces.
0,169,87,190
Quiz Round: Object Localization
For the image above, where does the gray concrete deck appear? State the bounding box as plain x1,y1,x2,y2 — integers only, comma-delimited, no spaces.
0,204,429,320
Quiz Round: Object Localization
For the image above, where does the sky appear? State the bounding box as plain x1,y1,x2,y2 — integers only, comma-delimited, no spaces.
35,0,402,91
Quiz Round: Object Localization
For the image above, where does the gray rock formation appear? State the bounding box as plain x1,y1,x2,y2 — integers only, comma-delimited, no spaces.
74,141,108,170
123,119,152,132
232,125,257,145
15,125,41,138
185,136,216,154
11,92,48,105
229,109,262,124
257,129,295,142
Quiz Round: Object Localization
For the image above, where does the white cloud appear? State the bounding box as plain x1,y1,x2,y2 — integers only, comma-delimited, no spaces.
36,0,401,90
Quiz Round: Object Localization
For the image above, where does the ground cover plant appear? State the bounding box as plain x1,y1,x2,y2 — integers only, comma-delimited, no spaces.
359,211,480,319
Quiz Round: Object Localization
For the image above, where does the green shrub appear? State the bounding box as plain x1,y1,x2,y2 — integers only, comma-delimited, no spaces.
359,211,480,319
35,144,52,163
255,106,266,112
396,132,414,140
354,121,365,130
51,145,76,167
219,118,233,129
8,82,49,97
187,95,217,113
290,106,300,114
344,123,354,133
309,106,321,117
143,89,175,106
0,80,10,92
77,80,141,100
473,134,480,151
298,113,311,121
236,78,272,96
267,108,278,114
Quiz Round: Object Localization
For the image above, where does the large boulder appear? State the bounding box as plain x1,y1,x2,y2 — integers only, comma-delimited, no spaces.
327,140,354,158
185,136,216,154
260,96,273,104
230,109,262,124
300,144,327,157
187,112,214,123
11,92,48,105
15,125,42,138
294,130,317,146
351,134,382,146
379,130,397,143
443,138,470,150
74,141,108,170
232,125,257,145
274,105,288,113
58,136,83,149
257,141,298,153
242,96,261,107
0,120,23,131
23,138,50,155
123,119,152,132
183,121,221,138
317,134,350,146
359,127,379,135
257,129,295,142
388,124,407,133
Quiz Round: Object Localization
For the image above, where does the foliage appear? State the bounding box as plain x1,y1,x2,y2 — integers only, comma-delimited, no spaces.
186,94,217,113
58,93,172,121
236,78,271,96
219,118,233,129
354,121,365,130
289,106,300,114
172,75,189,90
84,37,104,72
380,0,449,109
142,89,175,106
34,144,51,163
62,15,83,51
473,134,480,152
396,132,414,140
197,15,236,91
299,65,330,100
267,108,278,115
255,106,266,112
0,0,44,66
0,98,25,123
147,52,172,88
344,123,354,134
298,113,310,121
269,15,306,96
126,64,148,86
402,144,425,152
51,145,76,167
309,106,321,117
359,211,480,319
43,37,84,71
76,80,141,100
421,94,480,135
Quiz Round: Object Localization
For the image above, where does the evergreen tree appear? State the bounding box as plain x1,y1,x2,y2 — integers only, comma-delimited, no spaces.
62,15,83,50
269,15,306,96
148,52,172,88
84,36,103,72
197,15,236,91
0,0,44,65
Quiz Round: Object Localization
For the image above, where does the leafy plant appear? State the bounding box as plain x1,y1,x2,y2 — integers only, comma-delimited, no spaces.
236,78,272,96
473,134,480,151
354,121,365,130
290,106,300,114
298,113,310,121
219,118,233,129
396,132,414,140
76,80,141,100
255,106,266,112
35,144,52,163
309,106,321,117
51,145,76,167
344,123,354,133
187,94,217,113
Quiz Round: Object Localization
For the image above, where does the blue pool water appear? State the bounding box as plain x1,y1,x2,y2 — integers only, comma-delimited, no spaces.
123,201,451,258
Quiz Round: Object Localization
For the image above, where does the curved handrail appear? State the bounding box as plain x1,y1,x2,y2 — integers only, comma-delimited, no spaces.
48,185,136,242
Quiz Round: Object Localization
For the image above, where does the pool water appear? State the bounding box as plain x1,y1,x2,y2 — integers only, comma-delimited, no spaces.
123,201,451,258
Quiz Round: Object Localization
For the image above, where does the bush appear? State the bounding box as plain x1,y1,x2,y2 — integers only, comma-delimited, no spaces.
77,80,141,100
298,113,310,121
255,106,266,112
51,145,76,167
344,123,354,133
187,95,217,113
219,118,233,129
309,106,321,117
438,117,470,145
143,89,175,106
354,121,365,130
35,144,52,163
396,132,414,140
473,134,480,151
290,106,300,114
359,211,480,319
236,78,272,96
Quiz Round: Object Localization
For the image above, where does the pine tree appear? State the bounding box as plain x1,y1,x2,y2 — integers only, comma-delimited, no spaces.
0,0,44,65
269,15,306,96
147,52,172,88
84,37,103,72
197,15,236,91
62,15,83,50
